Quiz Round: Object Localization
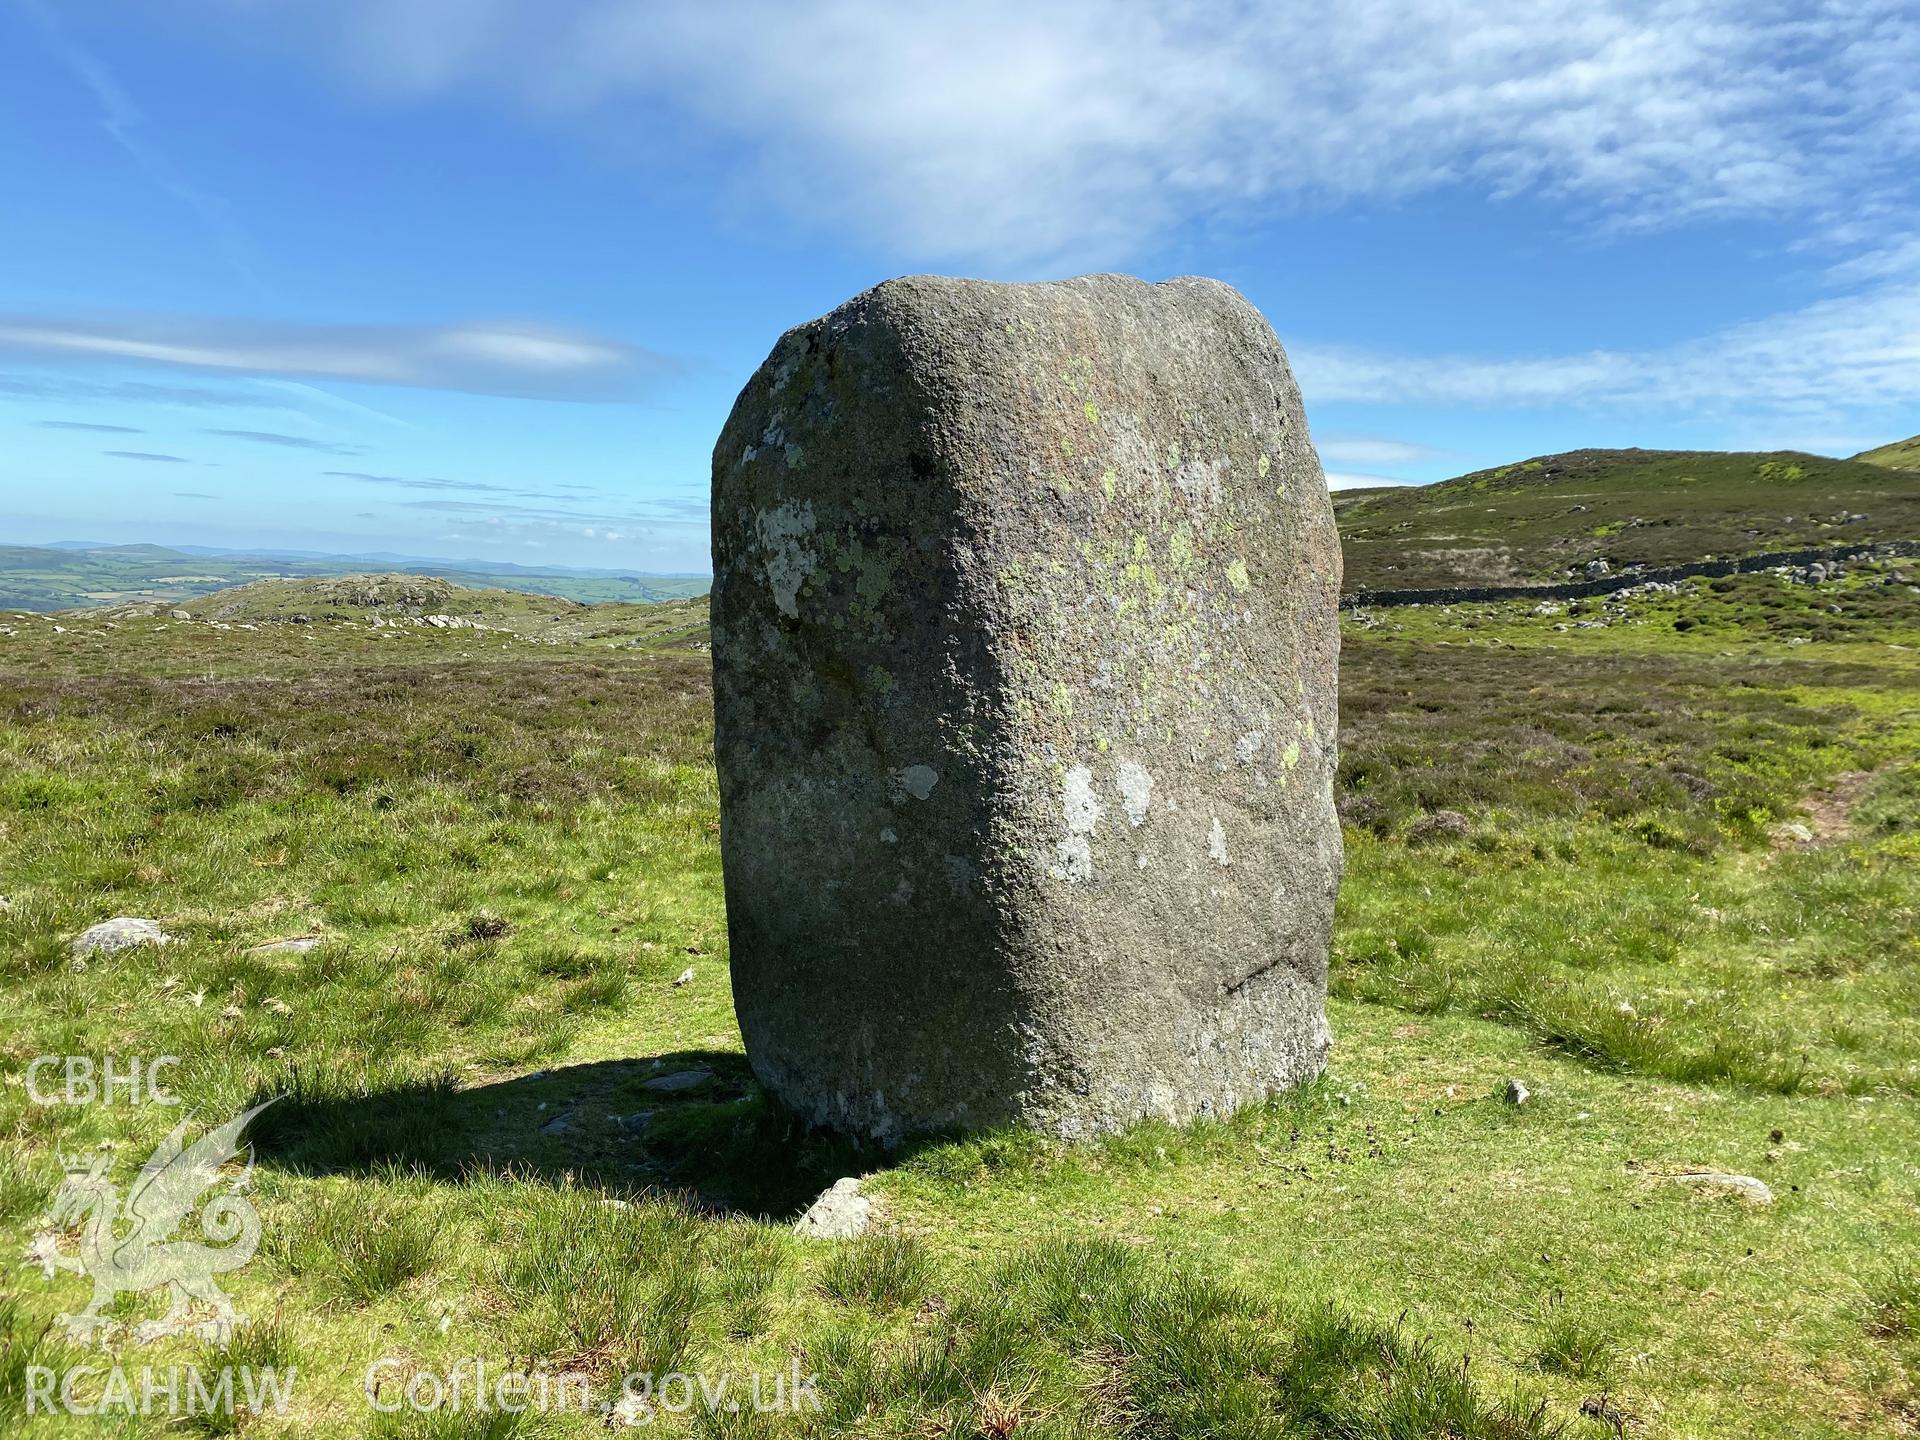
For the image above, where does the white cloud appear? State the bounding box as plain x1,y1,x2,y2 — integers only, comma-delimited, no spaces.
197,0,1920,266
0,313,671,401
1292,277,1920,428
1315,434,1446,467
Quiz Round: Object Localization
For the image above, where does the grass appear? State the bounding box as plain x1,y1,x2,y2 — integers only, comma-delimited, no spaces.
1855,433,1920,472
0,569,1916,1435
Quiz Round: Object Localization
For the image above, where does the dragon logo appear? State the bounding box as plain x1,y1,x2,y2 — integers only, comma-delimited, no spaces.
26,1101,274,1346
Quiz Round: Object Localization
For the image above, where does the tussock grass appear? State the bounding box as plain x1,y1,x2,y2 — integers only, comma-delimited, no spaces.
276,1188,442,1305
494,1187,709,1374
817,1233,932,1311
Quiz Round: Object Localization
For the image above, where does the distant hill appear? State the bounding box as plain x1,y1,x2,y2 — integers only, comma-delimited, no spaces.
1853,434,1920,471
1336,447,1919,592
78,572,713,648
0,541,709,613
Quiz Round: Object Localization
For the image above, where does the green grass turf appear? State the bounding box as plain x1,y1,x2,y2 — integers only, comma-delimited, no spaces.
0,570,1915,1436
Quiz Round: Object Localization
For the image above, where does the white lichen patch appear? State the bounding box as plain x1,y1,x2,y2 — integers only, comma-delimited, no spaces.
1063,765,1103,833
1234,731,1264,764
1173,454,1228,503
1208,816,1232,866
1050,764,1105,883
1115,760,1154,827
888,764,940,801
754,500,817,618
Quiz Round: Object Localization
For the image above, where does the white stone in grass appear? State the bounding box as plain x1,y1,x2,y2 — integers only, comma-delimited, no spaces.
1503,1078,1531,1106
244,936,324,955
1670,1171,1773,1204
71,917,175,959
672,966,695,987
793,1177,872,1239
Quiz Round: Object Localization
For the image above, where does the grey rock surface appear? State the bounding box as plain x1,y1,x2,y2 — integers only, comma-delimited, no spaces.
642,1068,714,1093
711,273,1342,1145
71,917,175,958
792,1177,873,1239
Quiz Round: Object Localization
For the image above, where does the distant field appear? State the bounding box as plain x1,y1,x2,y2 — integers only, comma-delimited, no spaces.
1336,447,1920,591
0,542,709,612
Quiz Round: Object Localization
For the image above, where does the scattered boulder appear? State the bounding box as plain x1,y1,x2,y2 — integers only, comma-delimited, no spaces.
711,274,1342,1144
1670,1171,1774,1204
642,1068,714,1093
792,1177,873,1239
1503,1078,1532,1106
71,917,174,958
168,609,192,621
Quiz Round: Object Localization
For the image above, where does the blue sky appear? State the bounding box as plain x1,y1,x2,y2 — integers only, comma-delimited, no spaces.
3,0,1916,574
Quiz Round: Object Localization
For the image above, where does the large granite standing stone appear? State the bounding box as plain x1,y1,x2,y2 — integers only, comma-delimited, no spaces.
710,274,1341,1145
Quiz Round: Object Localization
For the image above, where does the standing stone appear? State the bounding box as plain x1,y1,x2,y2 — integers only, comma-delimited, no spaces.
711,274,1341,1145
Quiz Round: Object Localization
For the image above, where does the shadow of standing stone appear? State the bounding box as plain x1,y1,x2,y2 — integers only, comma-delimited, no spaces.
711,273,1342,1145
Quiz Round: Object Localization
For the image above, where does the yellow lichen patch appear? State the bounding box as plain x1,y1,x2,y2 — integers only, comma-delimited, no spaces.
1258,452,1271,479
1168,525,1196,573
1225,559,1251,593
1083,400,1101,427
1101,468,1118,501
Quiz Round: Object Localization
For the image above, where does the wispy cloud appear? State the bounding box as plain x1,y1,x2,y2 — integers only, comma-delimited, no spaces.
173,490,216,499
0,372,272,408
203,427,363,454
103,449,190,463
35,419,145,434
1315,435,1446,468
1293,277,1920,430
210,0,1920,267
0,313,672,401
324,470,518,493
18,0,261,291
1325,471,1413,492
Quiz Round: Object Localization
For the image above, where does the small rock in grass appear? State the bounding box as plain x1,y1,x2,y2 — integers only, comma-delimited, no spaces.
71,917,175,958
1406,809,1472,845
642,1068,714,1093
1771,821,1815,845
0,896,12,913
244,936,324,956
1503,1078,1532,1106
793,1177,872,1239
1671,1171,1773,1204
671,966,695,987
539,1115,572,1137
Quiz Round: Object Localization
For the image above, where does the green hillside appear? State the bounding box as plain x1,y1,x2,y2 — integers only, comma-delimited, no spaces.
1854,433,1920,471
0,542,709,613
1337,447,1920,592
